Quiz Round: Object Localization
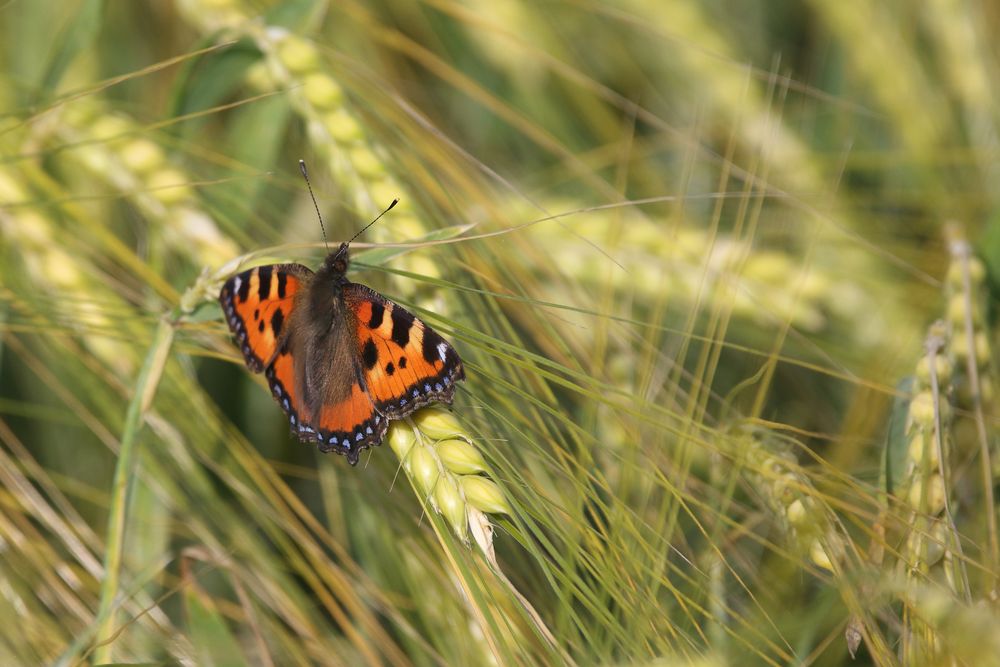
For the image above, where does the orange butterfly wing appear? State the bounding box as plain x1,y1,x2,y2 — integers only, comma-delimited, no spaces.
262,334,382,467
345,284,465,419
219,264,312,372
309,377,387,463
220,264,334,453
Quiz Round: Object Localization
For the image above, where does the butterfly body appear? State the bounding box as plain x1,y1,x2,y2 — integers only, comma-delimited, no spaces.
220,243,464,465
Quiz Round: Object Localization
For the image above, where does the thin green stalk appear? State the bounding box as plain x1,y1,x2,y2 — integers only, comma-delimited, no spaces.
955,239,1000,587
925,325,972,601
92,316,175,664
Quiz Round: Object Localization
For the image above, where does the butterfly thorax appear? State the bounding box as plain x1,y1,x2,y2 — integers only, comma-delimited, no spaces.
298,244,353,335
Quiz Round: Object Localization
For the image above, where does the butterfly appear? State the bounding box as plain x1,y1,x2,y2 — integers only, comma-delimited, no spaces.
219,226,465,465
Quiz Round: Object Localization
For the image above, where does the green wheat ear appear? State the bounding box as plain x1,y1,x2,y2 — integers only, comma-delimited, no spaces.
871,227,1000,663
386,408,567,655
390,409,510,542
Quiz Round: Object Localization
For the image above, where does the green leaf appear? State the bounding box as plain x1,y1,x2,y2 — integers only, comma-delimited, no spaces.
977,214,1000,326
185,589,250,667
264,0,328,30
186,299,224,324
223,93,292,207
884,375,914,495
37,0,104,95
168,39,262,129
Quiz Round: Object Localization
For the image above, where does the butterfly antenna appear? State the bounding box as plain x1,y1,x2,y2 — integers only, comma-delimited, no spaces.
348,197,399,246
298,160,329,253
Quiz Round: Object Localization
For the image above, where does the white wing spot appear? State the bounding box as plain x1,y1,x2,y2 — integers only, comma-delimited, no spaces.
437,342,448,362
232,276,242,293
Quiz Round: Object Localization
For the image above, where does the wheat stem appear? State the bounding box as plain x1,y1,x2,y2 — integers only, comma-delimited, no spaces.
92,317,174,663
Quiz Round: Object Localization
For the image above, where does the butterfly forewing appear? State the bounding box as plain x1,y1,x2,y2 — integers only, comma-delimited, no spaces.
345,284,465,418
219,264,312,372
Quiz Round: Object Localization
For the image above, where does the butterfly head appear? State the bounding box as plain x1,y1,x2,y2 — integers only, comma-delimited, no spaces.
325,242,351,277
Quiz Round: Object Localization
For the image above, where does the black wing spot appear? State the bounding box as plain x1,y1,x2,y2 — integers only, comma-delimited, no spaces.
258,320,265,332
362,339,378,369
257,266,273,300
399,356,407,369
390,307,413,347
422,328,444,363
253,308,260,320
368,302,385,329
271,308,284,337
236,273,251,303
276,272,287,299
385,361,395,376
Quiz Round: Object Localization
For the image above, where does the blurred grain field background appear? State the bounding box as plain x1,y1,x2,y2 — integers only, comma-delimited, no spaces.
2,1,1000,665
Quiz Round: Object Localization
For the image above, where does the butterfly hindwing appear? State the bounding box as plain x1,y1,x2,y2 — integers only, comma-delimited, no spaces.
312,378,387,463
262,336,306,432
345,283,465,419
219,263,313,372
263,340,385,465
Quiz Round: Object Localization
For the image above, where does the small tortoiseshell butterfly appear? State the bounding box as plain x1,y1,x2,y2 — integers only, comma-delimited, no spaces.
219,173,464,465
